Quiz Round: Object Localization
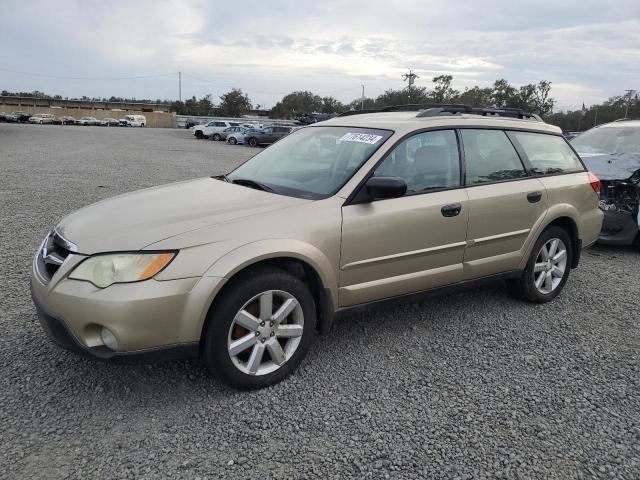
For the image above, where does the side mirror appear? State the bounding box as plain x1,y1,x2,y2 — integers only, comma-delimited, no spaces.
364,176,407,200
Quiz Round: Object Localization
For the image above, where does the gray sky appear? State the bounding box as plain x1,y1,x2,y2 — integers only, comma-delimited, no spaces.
1,0,638,110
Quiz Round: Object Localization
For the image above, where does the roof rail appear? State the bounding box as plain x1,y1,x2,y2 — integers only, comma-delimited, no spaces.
613,118,639,122
338,108,391,117
416,105,541,121
339,104,542,121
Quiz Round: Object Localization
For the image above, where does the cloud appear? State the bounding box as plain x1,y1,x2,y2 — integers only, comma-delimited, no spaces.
0,0,638,109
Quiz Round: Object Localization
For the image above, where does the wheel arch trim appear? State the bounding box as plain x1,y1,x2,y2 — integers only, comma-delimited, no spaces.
519,205,581,270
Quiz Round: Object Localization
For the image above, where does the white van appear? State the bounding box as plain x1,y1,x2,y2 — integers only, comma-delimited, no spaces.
118,114,147,127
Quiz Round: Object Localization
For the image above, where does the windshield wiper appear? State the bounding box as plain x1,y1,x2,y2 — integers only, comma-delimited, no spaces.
230,178,274,193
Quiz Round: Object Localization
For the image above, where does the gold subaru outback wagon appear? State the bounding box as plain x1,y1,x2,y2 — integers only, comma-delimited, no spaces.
31,106,603,389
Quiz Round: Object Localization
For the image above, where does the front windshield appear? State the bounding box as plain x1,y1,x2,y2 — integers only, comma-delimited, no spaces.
571,126,640,155
228,126,392,199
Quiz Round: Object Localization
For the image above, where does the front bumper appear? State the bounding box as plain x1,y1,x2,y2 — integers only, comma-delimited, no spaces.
598,209,639,246
31,253,226,361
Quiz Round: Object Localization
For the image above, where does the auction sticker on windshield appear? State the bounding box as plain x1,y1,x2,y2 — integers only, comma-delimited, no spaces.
339,132,383,145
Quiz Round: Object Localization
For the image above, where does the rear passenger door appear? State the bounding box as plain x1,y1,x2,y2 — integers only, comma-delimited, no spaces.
461,129,548,279
261,128,277,144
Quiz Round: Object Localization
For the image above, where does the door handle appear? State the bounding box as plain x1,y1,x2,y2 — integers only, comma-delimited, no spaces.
441,203,462,217
527,191,542,203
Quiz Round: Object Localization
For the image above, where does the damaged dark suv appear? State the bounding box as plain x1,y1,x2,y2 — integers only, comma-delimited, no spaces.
572,120,640,246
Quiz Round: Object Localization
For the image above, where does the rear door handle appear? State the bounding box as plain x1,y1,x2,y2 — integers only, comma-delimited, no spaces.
441,203,462,217
527,191,542,203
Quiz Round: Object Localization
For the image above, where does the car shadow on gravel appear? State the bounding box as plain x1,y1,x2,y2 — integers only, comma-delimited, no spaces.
28,280,511,399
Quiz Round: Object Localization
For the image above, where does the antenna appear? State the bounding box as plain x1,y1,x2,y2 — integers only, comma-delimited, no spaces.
402,69,419,104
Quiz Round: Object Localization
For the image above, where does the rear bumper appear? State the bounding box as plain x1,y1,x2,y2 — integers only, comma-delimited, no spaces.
598,209,639,245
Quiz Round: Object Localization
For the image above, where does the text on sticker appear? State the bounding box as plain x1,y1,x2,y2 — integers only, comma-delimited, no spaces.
339,132,383,145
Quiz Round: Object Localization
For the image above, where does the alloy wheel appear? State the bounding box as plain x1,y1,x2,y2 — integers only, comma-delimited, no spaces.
533,238,567,294
227,290,304,376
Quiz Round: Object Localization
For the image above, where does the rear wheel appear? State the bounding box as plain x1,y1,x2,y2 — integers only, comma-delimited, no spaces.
201,267,316,390
212,133,221,141
195,130,203,139
508,226,572,303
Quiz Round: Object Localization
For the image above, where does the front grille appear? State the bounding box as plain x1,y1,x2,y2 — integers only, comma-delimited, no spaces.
36,230,76,282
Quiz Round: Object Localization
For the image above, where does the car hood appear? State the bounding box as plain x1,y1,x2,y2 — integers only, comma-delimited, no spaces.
56,177,308,254
579,151,640,181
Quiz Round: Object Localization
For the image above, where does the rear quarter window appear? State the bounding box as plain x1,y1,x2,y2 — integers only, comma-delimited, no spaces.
509,131,584,175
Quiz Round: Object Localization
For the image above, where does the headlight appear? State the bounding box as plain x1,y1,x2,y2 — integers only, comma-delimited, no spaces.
69,252,176,288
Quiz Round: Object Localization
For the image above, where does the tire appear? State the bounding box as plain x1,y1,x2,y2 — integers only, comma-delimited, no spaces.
248,137,259,147
195,130,203,139
201,267,317,390
228,137,237,145
508,226,573,303
212,133,221,141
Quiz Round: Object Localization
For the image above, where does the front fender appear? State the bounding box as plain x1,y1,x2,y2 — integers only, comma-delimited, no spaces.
202,238,339,306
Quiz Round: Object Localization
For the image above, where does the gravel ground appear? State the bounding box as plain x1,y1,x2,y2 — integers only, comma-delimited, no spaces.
1,123,639,479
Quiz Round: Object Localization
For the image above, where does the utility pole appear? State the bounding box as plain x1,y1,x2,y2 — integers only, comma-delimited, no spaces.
623,89,635,118
178,71,182,102
402,69,419,105
594,107,598,127
361,85,365,110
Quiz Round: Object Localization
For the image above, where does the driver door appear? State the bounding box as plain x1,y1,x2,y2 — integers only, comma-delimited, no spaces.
339,130,469,306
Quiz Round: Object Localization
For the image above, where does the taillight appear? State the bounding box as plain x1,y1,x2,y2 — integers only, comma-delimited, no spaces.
588,171,600,195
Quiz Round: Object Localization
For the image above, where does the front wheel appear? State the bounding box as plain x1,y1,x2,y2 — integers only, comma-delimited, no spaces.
195,130,203,139
508,226,573,303
248,137,259,147
201,267,317,390
228,137,237,145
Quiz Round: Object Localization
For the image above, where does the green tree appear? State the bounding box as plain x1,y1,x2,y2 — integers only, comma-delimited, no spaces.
491,79,517,108
218,88,252,117
196,94,215,116
374,87,430,107
320,96,346,114
271,91,323,118
348,97,377,110
454,86,494,106
431,75,459,103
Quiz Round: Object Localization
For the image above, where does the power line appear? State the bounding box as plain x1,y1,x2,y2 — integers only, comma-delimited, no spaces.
0,68,177,81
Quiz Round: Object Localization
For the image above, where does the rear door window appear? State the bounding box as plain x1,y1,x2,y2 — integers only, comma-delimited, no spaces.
508,131,584,175
461,129,526,185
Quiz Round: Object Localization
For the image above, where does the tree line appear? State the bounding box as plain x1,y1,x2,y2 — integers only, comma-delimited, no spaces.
3,80,638,132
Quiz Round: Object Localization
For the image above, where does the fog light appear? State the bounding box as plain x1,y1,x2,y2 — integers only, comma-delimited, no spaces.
100,327,118,351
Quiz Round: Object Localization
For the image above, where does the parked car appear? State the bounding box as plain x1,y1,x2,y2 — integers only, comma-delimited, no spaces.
185,119,201,129
31,106,603,390
219,126,246,143
6,111,31,123
245,126,291,147
571,119,640,246
29,113,55,124
100,118,120,127
563,131,582,141
51,116,76,125
0,112,7,122
227,127,257,145
192,120,241,140
77,116,100,126
119,115,146,127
